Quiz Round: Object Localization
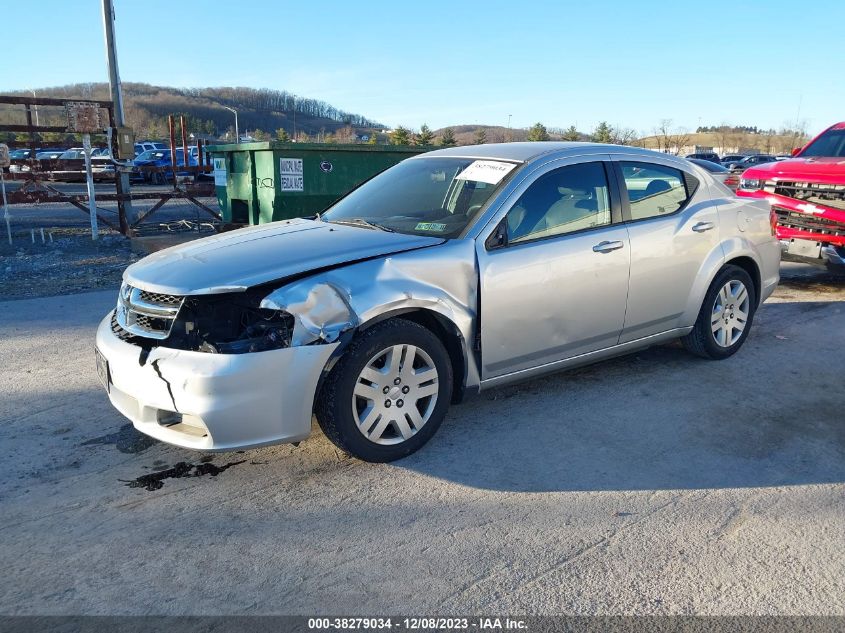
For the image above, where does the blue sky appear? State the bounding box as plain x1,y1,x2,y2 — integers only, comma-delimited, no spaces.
2,0,843,135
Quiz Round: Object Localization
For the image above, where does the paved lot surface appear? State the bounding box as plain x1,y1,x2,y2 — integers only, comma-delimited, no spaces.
1,263,843,615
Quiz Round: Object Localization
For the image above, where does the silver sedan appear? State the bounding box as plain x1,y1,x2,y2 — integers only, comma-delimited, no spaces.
96,143,780,462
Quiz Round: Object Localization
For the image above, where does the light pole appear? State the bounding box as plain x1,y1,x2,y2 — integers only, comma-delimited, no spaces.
223,106,239,144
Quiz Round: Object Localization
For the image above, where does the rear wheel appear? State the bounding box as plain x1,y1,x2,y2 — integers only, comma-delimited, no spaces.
682,265,756,359
315,318,453,462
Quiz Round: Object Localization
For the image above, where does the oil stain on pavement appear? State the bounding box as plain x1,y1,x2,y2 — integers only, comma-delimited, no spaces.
120,460,247,491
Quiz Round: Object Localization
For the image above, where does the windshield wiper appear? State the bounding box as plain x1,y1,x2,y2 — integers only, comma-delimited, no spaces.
326,218,394,232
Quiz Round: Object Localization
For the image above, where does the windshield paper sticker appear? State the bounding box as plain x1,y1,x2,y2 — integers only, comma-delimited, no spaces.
280,158,304,192
415,222,447,232
456,160,516,184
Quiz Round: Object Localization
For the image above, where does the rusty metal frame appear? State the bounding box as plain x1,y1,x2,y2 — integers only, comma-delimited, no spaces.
0,95,219,235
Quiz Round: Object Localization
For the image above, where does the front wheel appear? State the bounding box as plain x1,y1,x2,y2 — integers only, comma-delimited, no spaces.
682,265,757,359
315,318,453,462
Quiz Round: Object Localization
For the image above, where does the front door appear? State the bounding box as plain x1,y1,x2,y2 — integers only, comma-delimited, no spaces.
476,159,631,379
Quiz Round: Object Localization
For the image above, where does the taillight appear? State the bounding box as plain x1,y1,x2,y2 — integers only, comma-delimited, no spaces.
724,175,739,187
769,207,778,236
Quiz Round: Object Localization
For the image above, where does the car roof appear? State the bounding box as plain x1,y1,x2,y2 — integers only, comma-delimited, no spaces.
412,141,687,165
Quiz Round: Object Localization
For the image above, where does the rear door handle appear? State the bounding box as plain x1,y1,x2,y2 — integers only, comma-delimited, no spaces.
692,221,715,233
592,240,625,253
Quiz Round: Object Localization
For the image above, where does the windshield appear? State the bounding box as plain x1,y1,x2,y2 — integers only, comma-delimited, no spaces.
800,128,845,158
136,150,169,161
321,156,520,238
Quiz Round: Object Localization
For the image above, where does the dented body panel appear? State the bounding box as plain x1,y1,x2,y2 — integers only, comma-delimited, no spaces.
123,217,445,295
266,239,481,387
96,314,338,451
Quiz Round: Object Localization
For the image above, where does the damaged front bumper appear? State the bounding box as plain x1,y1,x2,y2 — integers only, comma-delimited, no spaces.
95,313,339,451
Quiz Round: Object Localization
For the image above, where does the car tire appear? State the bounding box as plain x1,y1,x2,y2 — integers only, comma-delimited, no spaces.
682,264,757,360
315,318,453,462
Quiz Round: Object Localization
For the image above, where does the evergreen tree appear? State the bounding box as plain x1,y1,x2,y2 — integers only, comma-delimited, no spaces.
592,121,613,143
526,123,550,141
276,128,291,142
390,126,412,145
561,125,580,141
474,128,487,145
367,132,379,145
439,128,457,147
416,124,434,145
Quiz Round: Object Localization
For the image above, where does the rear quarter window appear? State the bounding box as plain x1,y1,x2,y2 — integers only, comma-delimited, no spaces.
621,162,695,221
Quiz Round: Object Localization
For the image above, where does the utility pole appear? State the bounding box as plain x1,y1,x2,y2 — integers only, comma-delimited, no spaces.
101,0,136,228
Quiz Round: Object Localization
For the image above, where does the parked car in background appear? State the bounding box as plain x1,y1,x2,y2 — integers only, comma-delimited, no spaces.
687,158,740,192
35,149,65,160
721,154,747,165
685,152,720,164
97,143,780,462
8,149,35,160
737,121,845,269
8,148,38,173
134,141,168,157
58,148,89,160
131,148,197,184
725,154,777,172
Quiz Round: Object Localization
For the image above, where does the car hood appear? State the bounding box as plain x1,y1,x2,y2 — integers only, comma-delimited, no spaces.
123,218,446,295
743,157,845,184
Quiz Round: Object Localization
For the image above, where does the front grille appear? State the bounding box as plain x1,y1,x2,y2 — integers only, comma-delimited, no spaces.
138,290,182,306
765,180,845,211
111,311,143,343
114,284,184,340
774,206,845,238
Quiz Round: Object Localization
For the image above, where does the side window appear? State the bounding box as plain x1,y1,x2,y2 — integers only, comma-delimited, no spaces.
621,162,691,221
506,162,611,244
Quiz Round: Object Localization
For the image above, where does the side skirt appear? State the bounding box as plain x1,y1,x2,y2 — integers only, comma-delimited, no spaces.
479,327,694,390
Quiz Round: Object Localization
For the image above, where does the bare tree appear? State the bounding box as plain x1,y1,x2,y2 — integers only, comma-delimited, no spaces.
671,127,692,155
714,124,732,155
610,126,638,145
657,119,674,153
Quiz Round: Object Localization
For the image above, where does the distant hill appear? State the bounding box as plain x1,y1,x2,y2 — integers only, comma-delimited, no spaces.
637,131,806,155
432,124,589,145
0,83,385,142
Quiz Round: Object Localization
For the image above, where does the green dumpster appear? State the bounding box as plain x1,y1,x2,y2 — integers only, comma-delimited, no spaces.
207,142,429,225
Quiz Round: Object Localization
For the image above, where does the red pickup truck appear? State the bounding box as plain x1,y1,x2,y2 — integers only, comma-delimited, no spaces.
736,122,845,268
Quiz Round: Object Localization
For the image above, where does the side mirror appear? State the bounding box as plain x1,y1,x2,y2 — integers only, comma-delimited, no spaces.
485,218,509,250
791,147,801,156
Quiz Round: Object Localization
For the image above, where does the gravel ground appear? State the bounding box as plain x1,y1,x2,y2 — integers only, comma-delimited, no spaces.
0,184,220,300
0,263,843,615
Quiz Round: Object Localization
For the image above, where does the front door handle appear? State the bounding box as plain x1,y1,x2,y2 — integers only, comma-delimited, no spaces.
692,221,715,233
592,240,625,253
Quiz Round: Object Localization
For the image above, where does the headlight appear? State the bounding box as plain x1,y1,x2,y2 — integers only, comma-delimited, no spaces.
739,178,762,191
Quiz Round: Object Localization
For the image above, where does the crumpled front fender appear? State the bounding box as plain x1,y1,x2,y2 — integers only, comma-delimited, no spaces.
260,239,481,388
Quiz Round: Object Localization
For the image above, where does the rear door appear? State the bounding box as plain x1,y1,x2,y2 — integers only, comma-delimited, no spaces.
476,157,631,379
611,157,723,343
